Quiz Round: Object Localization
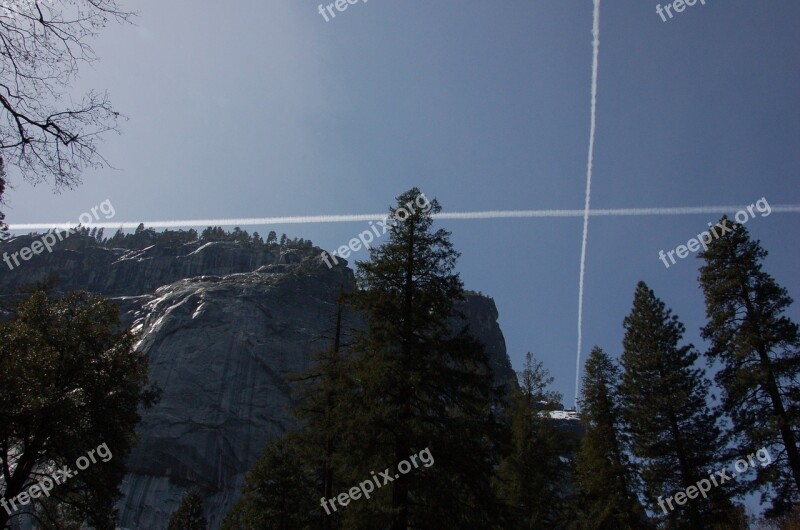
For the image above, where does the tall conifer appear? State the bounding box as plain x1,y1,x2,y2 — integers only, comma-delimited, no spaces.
574,346,648,529
497,352,574,529
699,217,800,514
343,188,506,529
167,489,208,530
619,282,735,529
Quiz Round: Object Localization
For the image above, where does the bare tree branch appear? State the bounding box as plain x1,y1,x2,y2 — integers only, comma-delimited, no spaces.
0,156,8,239
0,0,133,190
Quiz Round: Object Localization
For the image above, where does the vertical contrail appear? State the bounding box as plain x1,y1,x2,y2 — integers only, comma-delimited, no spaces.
575,0,601,410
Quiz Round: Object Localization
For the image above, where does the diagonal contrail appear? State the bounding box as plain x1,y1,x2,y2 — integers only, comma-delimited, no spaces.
575,0,602,410
9,204,800,230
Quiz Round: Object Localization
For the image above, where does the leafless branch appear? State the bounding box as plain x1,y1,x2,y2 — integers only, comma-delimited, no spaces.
0,0,133,189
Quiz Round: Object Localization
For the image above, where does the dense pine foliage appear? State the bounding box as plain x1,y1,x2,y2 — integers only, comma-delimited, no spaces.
619,282,740,529
574,346,647,529
16,223,316,252
0,289,159,529
699,217,800,516
168,489,209,530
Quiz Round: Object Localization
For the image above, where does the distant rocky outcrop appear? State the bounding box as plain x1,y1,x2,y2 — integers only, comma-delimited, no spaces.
0,233,296,297
0,233,516,529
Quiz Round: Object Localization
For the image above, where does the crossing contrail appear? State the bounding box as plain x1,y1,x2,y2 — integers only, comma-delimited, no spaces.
576,0,602,410
9,204,800,230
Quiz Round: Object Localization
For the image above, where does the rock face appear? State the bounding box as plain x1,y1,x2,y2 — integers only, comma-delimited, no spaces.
117,261,354,529
0,234,516,529
0,233,295,296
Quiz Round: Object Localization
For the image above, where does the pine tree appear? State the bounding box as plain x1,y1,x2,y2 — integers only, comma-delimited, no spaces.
221,436,316,530
497,352,574,529
221,297,353,529
342,188,506,529
108,227,125,247
574,346,648,530
267,231,278,245
699,217,800,514
291,297,354,529
168,489,208,530
231,227,249,244
619,282,735,529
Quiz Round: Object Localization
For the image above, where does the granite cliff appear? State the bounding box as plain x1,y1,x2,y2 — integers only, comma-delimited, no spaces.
0,233,516,528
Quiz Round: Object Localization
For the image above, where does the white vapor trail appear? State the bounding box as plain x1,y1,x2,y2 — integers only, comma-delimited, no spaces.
9,204,800,230
576,0,601,410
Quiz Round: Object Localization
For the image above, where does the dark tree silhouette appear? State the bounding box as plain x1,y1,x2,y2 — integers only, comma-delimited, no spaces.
0,156,7,239
700,217,800,515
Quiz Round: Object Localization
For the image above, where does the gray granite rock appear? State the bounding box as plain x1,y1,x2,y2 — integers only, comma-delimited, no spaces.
0,233,282,296
117,261,354,529
0,234,516,529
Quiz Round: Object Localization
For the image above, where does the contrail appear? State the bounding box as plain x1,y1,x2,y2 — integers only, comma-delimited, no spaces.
9,204,800,230
576,0,601,410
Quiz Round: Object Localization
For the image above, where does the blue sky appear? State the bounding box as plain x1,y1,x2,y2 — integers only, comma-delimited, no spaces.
6,0,800,408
